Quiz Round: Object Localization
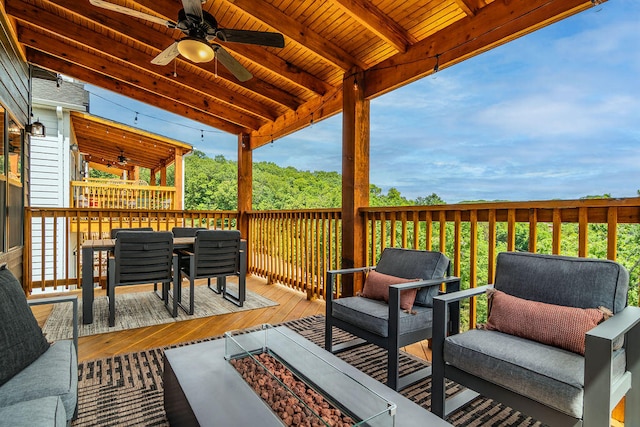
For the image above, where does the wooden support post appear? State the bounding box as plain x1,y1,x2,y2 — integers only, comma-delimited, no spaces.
160,167,167,186
238,134,252,269
174,148,184,209
341,69,370,296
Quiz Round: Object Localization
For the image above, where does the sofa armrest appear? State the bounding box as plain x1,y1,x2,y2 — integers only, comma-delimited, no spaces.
28,295,78,354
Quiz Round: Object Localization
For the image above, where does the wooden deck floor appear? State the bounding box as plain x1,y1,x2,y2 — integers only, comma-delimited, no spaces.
31,275,431,363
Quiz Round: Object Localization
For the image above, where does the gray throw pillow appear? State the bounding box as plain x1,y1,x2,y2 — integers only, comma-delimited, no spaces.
0,264,50,386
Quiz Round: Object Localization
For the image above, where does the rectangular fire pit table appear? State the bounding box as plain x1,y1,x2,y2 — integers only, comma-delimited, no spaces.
164,325,452,426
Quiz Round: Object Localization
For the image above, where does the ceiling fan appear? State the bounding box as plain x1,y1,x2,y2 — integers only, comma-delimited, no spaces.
89,0,285,82
117,150,130,166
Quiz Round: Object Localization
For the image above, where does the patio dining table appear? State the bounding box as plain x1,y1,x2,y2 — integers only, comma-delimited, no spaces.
80,236,246,324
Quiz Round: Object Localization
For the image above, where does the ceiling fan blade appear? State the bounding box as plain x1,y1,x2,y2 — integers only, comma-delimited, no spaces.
212,45,253,82
216,29,285,48
182,0,203,21
151,42,180,65
89,0,175,27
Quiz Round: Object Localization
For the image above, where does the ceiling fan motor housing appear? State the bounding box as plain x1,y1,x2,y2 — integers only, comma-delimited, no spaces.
177,9,218,40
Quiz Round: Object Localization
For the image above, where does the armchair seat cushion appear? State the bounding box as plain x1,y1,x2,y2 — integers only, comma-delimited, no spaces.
331,296,433,338
444,329,626,418
0,340,78,420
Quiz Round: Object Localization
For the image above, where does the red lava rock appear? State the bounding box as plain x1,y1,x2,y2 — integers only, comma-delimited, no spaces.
231,353,356,426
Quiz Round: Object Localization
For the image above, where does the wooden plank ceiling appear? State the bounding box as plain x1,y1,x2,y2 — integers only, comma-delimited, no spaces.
70,111,192,172
1,0,595,150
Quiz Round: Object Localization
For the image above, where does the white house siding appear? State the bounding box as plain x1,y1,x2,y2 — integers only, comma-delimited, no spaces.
30,105,74,292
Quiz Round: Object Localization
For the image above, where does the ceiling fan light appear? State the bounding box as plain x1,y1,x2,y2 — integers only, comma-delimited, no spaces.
177,38,215,63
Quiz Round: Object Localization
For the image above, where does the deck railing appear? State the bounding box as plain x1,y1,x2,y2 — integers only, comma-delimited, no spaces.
248,209,342,300
362,198,640,325
70,179,176,210
23,199,640,314
24,208,238,292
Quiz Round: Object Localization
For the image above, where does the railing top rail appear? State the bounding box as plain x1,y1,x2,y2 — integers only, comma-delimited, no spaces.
71,181,176,191
26,207,240,214
360,197,640,212
247,208,342,214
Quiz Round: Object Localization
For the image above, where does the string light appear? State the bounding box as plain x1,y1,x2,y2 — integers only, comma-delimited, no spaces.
88,89,225,136
353,77,358,91
134,112,138,124
433,54,440,73
310,112,314,126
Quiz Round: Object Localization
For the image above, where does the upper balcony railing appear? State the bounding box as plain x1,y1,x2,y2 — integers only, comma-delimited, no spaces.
23,198,640,317
70,178,176,210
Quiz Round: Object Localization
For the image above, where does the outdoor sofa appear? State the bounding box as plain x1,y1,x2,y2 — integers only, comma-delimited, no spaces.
0,264,78,426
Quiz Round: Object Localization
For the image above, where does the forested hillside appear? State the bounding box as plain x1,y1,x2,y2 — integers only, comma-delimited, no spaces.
181,151,444,210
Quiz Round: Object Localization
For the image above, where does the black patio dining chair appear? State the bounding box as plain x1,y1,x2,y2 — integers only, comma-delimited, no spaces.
177,229,246,314
107,231,178,327
325,247,461,391
109,227,154,238
109,227,161,297
171,226,207,237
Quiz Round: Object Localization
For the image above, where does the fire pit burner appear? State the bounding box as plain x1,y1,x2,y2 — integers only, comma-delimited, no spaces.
231,352,356,426
224,324,396,427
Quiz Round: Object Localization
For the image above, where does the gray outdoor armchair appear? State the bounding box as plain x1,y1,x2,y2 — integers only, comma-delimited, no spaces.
177,229,246,312
325,247,461,391
432,251,640,427
107,231,178,327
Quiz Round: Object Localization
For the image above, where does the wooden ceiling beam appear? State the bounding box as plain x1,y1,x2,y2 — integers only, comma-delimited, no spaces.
18,41,264,129
11,14,271,126
223,0,366,71
88,161,126,175
330,0,416,53
364,0,593,98
33,0,301,111
452,0,487,16
26,48,248,135
249,88,344,150
9,2,276,121
130,0,332,96
205,42,332,97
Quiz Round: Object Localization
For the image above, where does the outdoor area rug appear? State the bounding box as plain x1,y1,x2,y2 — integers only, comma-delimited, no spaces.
43,284,278,341
73,314,544,426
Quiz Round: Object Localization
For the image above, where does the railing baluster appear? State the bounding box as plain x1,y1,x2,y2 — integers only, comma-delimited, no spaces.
608,207,618,260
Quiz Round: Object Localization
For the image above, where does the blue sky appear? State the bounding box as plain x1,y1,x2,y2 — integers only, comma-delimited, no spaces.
88,1,640,204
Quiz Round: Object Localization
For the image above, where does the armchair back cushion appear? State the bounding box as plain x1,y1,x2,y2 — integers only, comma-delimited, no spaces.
494,252,629,314
375,248,450,307
0,265,50,386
